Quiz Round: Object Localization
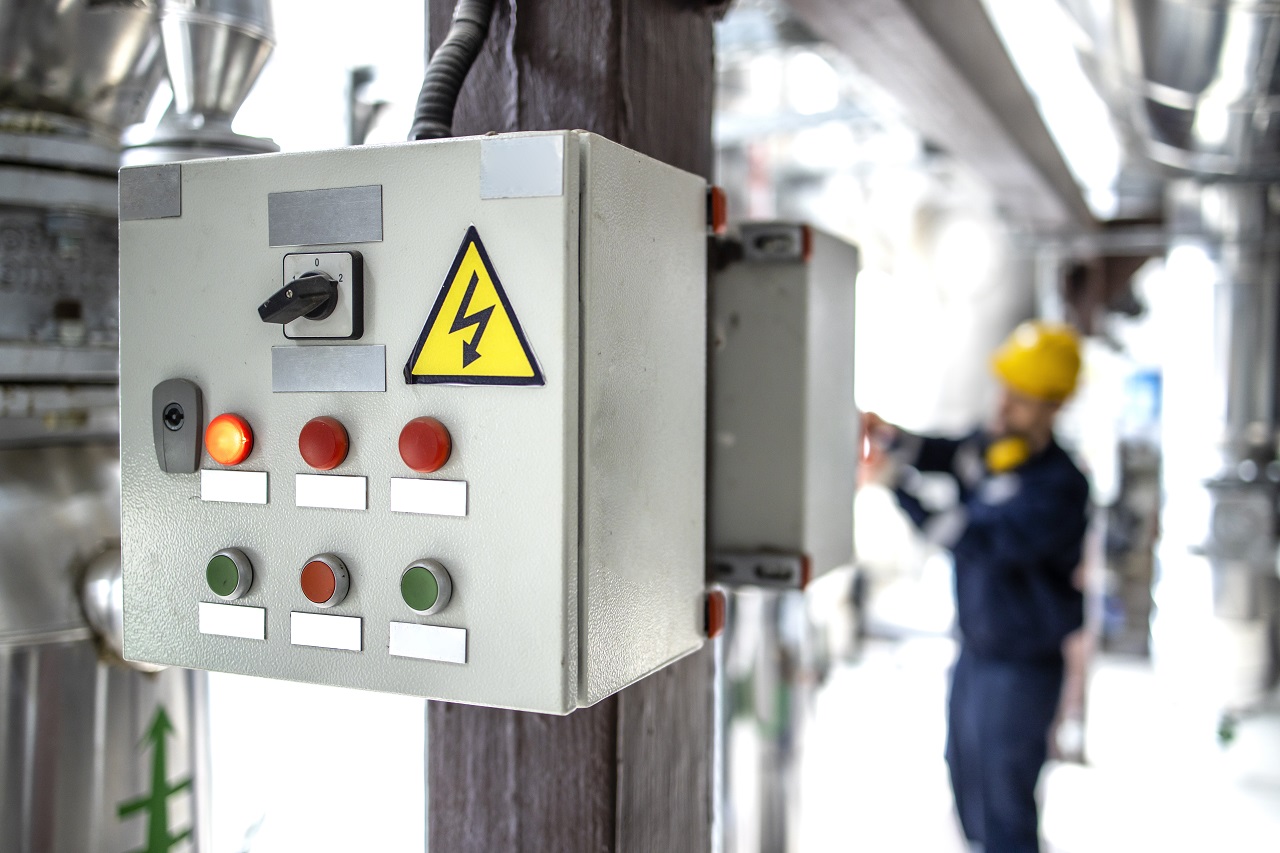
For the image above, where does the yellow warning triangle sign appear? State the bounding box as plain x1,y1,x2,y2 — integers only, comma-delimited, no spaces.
405,225,544,386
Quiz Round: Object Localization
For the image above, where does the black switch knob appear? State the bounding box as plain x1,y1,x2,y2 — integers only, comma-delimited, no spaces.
258,272,338,324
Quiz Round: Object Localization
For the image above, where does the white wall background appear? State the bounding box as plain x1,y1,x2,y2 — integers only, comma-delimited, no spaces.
234,0,427,152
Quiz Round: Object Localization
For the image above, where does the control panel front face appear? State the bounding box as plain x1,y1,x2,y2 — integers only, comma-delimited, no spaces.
120,135,583,713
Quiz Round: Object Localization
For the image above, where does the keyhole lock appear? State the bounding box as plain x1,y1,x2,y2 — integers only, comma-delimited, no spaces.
162,402,185,431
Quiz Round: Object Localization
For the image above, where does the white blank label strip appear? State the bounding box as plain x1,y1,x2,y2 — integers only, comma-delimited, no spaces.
389,622,467,664
201,469,268,504
290,612,362,651
295,474,367,510
389,478,467,517
198,602,266,640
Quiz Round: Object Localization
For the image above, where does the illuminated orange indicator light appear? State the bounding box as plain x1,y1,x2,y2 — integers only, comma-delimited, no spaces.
205,413,254,466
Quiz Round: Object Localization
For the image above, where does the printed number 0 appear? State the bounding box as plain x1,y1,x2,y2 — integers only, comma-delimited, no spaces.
314,258,320,266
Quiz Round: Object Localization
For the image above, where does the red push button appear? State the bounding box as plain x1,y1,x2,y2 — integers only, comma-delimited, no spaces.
399,417,452,473
299,416,349,470
300,554,349,608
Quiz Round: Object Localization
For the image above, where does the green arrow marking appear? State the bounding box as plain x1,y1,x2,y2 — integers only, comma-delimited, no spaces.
117,706,194,853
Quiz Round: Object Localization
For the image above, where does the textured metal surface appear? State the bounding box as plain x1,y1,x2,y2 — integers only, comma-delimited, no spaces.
270,344,386,392
81,549,125,658
0,349,116,381
711,551,807,589
710,225,857,580
267,185,383,247
119,163,182,222
0,164,119,220
577,133,707,706
0,383,118,445
0,445,209,852
0,646,209,853
0,444,119,643
0,203,120,347
0,0,163,132
739,222,806,262
0,130,120,176
120,131,706,714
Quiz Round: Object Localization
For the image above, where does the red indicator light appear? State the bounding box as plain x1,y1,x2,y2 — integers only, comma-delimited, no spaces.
299,416,350,470
399,417,452,473
205,413,253,466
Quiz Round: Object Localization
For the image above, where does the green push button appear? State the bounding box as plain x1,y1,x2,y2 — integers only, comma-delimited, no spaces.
400,559,452,615
207,555,240,597
206,549,251,600
401,565,439,612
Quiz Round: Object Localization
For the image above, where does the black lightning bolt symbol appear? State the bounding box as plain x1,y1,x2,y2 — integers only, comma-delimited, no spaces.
450,271,494,368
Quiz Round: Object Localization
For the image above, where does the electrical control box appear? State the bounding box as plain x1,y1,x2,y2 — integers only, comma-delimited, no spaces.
710,223,858,589
118,131,708,715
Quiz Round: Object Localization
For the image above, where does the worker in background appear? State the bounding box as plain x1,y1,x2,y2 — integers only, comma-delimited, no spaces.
861,321,1089,853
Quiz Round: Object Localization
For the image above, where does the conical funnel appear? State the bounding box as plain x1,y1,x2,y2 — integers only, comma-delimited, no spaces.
160,0,274,123
0,0,163,134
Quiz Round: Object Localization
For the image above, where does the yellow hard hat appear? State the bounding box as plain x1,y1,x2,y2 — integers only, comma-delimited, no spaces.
991,321,1081,403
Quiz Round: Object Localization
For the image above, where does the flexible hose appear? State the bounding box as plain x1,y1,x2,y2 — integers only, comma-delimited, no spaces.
409,0,496,140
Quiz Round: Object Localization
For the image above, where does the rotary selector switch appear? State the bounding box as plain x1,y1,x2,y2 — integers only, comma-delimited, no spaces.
276,251,364,340
258,272,338,324
300,553,350,608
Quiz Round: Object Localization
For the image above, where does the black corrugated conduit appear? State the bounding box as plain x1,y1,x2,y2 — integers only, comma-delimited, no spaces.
409,0,495,140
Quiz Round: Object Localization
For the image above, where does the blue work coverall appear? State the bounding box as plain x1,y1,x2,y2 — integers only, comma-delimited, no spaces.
894,432,1088,853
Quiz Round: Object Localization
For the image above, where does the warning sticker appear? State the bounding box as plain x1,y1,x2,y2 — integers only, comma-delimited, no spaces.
405,226,544,386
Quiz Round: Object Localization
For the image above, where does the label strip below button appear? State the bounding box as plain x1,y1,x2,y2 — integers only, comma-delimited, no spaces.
290,611,362,651
389,622,467,663
296,473,367,510
198,602,266,639
389,478,467,517
201,469,268,504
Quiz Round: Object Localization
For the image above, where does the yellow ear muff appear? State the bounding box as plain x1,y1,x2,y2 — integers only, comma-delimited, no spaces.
985,437,1031,474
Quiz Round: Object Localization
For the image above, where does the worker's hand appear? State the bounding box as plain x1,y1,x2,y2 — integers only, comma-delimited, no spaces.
859,411,898,487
